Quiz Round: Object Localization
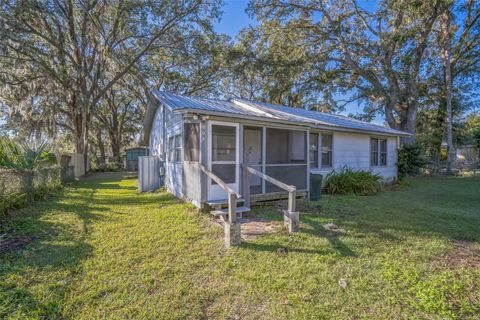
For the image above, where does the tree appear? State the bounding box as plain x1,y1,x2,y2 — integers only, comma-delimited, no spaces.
440,3,455,174
92,29,229,164
465,113,480,149
224,22,324,109
95,81,143,163
0,0,221,171
415,0,480,166
249,0,446,141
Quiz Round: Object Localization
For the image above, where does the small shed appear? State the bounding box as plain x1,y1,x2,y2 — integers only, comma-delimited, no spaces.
125,147,149,171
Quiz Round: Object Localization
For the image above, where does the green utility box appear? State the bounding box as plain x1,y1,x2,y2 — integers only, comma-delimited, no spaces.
310,173,323,201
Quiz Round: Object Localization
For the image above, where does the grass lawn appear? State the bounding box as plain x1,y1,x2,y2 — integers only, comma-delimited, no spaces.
1,173,479,319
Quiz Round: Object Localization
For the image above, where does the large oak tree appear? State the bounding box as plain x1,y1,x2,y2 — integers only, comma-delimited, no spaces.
0,0,221,169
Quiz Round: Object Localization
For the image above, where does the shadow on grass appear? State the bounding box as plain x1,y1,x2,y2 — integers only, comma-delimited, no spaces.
0,172,184,318
0,184,99,318
242,238,355,256
240,212,356,256
245,176,480,257
86,183,137,190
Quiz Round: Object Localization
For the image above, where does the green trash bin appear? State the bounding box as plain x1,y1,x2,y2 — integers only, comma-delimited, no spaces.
310,173,323,201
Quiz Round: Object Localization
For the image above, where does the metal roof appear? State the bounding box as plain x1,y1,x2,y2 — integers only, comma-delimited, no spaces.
232,98,409,136
150,90,410,136
151,90,254,116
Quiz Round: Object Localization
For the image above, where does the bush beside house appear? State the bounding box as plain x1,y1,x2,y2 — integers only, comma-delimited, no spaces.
397,144,428,179
324,166,383,196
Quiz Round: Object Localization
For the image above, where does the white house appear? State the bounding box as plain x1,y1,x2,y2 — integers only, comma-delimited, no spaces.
142,91,410,210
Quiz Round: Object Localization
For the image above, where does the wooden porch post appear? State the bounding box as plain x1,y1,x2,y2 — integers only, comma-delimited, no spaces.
284,189,299,232
242,165,250,208
225,192,241,248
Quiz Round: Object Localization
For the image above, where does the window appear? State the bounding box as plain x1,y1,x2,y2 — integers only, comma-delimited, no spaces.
370,138,378,166
168,136,174,162
168,135,181,162
184,123,200,162
310,133,319,168
321,134,333,167
380,139,387,166
174,134,181,162
371,138,387,166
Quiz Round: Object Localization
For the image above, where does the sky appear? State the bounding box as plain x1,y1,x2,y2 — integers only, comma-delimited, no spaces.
213,0,369,119
214,1,256,36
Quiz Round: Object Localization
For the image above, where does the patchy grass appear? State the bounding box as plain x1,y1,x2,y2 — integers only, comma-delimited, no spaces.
1,173,479,319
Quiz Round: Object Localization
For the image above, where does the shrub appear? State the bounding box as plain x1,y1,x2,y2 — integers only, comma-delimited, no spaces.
0,167,62,218
0,181,61,218
324,166,383,196
398,143,427,179
90,162,122,172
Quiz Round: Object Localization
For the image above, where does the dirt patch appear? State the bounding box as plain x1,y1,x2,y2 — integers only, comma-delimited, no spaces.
323,222,345,236
439,240,480,268
240,218,279,240
0,234,34,255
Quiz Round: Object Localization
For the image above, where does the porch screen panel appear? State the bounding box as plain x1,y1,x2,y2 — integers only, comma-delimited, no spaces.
266,128,306,164
184,123,200,162
244,126,263,194
212,125,236,161
211,125,236,185
265,165,307,193
211,164,236,184
265,128,307,192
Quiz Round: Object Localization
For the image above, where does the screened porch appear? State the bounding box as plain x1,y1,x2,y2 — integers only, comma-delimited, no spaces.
205,121,308,202
242,126,308,195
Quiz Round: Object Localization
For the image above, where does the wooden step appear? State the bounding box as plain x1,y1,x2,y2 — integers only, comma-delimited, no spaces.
206,198,245,207
206,198,246,211
210,206,251,217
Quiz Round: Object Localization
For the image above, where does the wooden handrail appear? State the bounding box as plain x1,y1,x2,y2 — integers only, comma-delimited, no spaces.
242,164,298,232
198,164,241,199
241,164,296,192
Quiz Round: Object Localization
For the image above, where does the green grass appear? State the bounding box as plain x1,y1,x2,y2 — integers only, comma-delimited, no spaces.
1,173,479,319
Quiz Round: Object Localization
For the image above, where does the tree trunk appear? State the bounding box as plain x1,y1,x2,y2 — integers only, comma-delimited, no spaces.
110,132,121,164
96,129,106,165
73,106,90,176
402,103,418,145
441,10,454,175
109,113,121,164
385,99,417,145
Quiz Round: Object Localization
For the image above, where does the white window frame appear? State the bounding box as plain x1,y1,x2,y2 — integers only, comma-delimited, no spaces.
168,134,182,163
320,133,333,168
173,134,181,162
168,136,174,162
371,137,387,167
309,132,319,169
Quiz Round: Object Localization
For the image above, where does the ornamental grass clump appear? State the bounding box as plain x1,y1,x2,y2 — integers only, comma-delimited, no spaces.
324,166,383,196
